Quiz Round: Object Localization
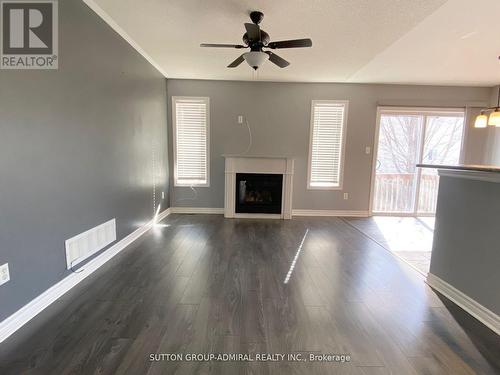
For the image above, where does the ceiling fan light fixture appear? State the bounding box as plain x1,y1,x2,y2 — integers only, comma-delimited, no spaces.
243,51,269,70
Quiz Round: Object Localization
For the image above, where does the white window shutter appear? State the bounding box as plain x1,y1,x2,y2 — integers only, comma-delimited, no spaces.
173,97,209,186
308,101,348,189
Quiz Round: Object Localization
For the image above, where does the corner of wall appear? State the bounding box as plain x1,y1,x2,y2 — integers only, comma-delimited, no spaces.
484,86,500,165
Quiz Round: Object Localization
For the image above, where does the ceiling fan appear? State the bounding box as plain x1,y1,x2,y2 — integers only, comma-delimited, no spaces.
200,11,312,70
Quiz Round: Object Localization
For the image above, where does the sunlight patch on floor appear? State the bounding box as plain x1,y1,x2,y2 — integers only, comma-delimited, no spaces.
346,217,434,275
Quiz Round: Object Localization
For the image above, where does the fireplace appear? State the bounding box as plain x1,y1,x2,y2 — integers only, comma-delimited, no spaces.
223,155,294,219
235,173,283,214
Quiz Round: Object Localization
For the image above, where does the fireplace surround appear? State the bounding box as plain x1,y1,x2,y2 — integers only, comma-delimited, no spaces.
223,155,294,219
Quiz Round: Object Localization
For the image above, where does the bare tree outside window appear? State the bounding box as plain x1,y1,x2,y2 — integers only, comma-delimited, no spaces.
378,115,422,174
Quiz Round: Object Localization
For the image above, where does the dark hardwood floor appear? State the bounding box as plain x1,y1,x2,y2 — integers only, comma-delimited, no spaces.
0,214,498,374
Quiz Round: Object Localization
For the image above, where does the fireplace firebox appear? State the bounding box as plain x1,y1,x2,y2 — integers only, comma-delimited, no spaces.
235,173,283,214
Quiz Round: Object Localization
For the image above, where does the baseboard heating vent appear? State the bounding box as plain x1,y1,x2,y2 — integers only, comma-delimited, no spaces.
65,219,116,269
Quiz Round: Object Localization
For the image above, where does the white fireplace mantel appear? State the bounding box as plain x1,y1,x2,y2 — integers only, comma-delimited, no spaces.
223,155,294,219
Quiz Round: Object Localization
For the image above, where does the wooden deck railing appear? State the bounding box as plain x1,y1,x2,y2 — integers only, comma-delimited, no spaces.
373,173,439,214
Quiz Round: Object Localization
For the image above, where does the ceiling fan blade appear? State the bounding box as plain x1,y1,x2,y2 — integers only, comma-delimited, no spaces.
267,38,312,49
265,51,290,68
200,43,246,48
227,54,245,68
244,23,261,40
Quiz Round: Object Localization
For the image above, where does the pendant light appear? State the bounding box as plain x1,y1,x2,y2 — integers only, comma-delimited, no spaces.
488,111,500,127
474,113,488,128
488,87,500,127
475,86,500,128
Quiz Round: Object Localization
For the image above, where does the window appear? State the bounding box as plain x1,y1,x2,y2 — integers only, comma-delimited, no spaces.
172,97,209,186
307,100,348,189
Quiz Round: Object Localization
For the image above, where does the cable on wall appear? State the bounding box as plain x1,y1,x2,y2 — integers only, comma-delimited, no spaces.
177,185,198,202
242,118,253,155
152,138,160,216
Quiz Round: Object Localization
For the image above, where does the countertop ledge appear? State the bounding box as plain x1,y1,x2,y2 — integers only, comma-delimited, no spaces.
417,164,500,173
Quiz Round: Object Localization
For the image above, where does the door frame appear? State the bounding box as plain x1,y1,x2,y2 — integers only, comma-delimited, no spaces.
369,106,466,217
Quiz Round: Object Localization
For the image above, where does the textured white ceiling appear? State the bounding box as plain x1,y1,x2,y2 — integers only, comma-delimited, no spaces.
350,0,500,86
88,0,500,85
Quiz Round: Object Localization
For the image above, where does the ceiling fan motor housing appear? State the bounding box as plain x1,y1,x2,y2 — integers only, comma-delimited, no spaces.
243,30,270,50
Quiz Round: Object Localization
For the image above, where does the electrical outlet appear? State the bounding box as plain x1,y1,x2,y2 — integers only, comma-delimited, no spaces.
343,193,349,200
237,115,244,124
162,191,165,200
365,146,371,154
0,263,10,286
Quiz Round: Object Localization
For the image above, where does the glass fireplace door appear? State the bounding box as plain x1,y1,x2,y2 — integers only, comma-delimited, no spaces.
235,173,283,214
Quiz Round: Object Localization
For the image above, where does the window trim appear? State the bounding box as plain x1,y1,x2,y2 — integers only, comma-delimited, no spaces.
172,96,210,187
307,99,349,190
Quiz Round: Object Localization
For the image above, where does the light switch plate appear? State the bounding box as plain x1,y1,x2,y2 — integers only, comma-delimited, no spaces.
238,115,244,124
365,146,371,154
0,263,10,286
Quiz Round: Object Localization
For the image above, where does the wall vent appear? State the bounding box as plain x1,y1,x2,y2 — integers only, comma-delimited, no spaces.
65,219,116,269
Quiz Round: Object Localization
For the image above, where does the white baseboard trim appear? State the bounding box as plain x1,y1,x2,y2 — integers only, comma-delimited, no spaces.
426,273,500,335
170,207,224,214
292,209,369,217
155,207,171,222
0,208,171,344
169,208,369,218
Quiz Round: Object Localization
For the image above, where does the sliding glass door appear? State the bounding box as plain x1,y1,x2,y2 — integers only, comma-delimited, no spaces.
372,108,465,216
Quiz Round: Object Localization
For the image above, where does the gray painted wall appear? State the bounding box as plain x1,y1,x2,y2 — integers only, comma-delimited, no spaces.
167,79,491,210
0,0,168,321
485,86,500,165
463,107,491,165
488,131,500,165
430,175,500,314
